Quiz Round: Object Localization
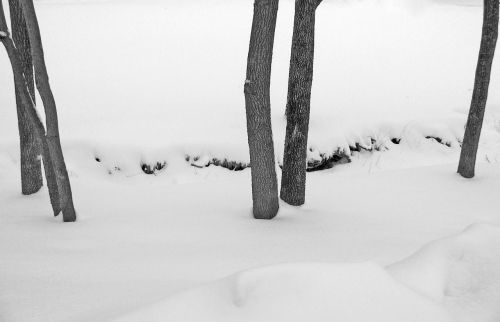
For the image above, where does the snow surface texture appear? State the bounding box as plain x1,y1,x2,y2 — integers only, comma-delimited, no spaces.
115,224,500,322
389,224,500,322
2,161,500,321
1,0,500,321
114,263,453,322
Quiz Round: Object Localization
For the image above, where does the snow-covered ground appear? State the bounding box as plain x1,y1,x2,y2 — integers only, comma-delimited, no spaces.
1,0,500,321
1,160,500,321
114,224,500,322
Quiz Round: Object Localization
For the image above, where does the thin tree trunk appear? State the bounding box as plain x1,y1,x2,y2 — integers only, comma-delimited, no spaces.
458,0,499,178
8,0,43,195
244,0,280,219
19,0,76,221
280,0,322,206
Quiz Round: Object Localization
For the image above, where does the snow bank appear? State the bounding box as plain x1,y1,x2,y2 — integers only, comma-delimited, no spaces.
389,224,500,322
113,224,500,322
113,262,452,322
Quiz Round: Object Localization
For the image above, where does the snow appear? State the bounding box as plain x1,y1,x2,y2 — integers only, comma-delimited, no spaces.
112,224,500,322
113,262,453,322
1,0,500,321
389,224,500,322
1,159,500,321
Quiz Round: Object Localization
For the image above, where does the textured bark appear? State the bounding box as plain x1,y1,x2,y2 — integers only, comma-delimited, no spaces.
458,0,499,179
8,0,43,195
10,0,59,211
40,136,60,214
0,2,63,217
280,0,322,206
19,0,76,221
244,0,280,219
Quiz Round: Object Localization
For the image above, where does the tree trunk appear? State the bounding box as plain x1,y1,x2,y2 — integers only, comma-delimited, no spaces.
280,0,322,206
10,0,59,210
0,2,64,218
244,0,280,220
18,0,76,222
458,0,499,178
8,0,43,195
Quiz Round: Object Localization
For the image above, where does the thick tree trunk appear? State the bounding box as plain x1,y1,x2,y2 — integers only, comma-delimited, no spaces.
8,0,43,195
280,0,322,206
18,0,76,221
458,0,499,178
244,0,280,219
0,2,64,217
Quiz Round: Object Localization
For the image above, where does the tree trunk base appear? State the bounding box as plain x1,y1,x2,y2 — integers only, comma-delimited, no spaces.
280,189,305,207
21,159,43,195
62,204,77,222
458,161,475,179
253,199,279,220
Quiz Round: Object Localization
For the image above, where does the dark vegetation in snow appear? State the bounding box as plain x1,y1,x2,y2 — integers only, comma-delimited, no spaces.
141,161,167,175
108,166,122,175
426,136,452,147
93,135,458,175
306,150,351,172
211,158,248,171
303,134,457,171
186,155,249,171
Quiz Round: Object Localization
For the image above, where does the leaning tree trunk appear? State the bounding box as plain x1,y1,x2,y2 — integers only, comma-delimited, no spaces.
280,0,322,206
19,0,76,222
8,0,43,195
0,2,64,219
458,0,499,178
244,0,280,220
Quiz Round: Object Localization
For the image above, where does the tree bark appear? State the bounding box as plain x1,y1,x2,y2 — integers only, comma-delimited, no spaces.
8,0,43,195
244,0,280,219
458,0,499,178
18,0,76,221
280,0,322,206
0,2,65,218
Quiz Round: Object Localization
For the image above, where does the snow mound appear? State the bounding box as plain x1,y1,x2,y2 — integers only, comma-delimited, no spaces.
113,262,451,322
113,224,500,322
389,223,500,322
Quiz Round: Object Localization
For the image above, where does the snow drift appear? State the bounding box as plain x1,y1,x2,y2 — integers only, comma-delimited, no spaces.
389,224,500,322
114,224,500,322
